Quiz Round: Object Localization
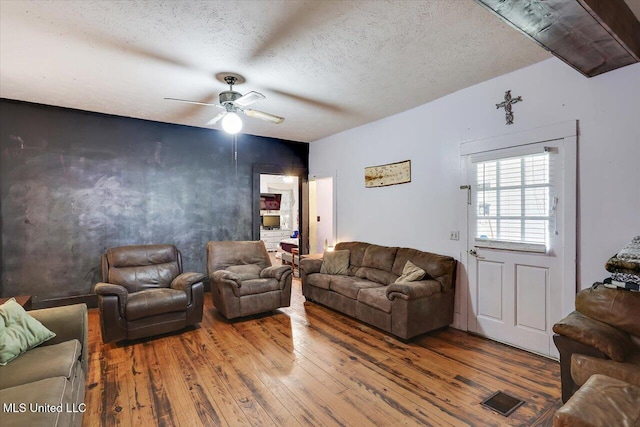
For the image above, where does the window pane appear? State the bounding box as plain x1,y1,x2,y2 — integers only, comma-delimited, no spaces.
499,158,521,187
525,220,547,245
524,154,548,185
477,190,496,217
477,219,497,240
499,189,521,216
475,152,551,249
524,187,548,216
499,219,521,242
477,162,497,190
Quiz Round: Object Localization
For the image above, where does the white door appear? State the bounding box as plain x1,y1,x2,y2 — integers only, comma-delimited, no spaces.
462,122,577,358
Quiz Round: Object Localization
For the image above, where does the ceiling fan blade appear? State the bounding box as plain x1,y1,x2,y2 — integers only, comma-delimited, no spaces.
249,2,353,61
206,111,227,126
266,88,346,113
164,97,222,107
234,91,266,107
243,109,285,124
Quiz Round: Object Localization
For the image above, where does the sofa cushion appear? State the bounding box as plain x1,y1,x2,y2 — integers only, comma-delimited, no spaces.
335,242,370,275
358,287,392,313
330,276,382,299
0,377,74,427
227,264,262,280
335,242,369,267
395,260,426,284
0,339,81,389
353,244,399,285
355,267,399,285
238,278,280,296
362,244,398,271
307,273,332,290
0,298,56,366
320,250,350,275
392,248,456,291
126,288,188,321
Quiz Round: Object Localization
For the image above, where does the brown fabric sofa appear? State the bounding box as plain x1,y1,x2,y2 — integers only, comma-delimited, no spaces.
94,244,205,343
0,304,88,427
552,283,640,402
300,241,457,340
206,240,293,319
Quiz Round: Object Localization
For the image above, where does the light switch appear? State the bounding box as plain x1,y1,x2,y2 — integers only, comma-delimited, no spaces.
317,216,321,222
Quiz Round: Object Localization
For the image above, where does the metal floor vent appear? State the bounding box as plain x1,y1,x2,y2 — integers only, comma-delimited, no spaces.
480,391,525,417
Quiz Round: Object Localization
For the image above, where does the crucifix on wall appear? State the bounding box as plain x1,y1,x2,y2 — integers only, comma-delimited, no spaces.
496,90,522,125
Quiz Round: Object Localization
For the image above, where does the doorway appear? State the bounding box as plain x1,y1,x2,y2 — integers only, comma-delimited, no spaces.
259,174,299,254
308,176,335,254
460,121,577,358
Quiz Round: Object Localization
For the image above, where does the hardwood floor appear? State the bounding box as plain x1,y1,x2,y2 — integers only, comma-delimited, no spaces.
84,279,562,426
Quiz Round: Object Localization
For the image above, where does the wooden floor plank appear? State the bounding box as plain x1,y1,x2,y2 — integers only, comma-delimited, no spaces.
83,279,561,427
175,331,247,426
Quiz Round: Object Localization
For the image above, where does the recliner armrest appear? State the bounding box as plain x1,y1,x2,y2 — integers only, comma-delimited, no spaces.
94,282,129,317
211,270,241,283
553,311,634,362
260,265,292,281
386,279,442,300
171,272,206,290
211,270,242,296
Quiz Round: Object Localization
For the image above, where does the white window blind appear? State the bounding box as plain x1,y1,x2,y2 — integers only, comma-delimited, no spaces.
474,152,552,252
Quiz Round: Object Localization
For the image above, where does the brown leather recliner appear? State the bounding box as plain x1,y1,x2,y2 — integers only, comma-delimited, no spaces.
206,240,292,319
552,283,640,402
94,244,205,343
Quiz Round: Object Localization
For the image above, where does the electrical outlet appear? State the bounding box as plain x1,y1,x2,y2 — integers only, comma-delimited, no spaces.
450,231,459,241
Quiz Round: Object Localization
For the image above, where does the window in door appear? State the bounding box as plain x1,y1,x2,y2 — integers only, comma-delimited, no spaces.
474,151,553,253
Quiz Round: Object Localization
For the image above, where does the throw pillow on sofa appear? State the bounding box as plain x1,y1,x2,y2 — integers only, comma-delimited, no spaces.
395,260,426,284
0,298,56,365
320,250,350,275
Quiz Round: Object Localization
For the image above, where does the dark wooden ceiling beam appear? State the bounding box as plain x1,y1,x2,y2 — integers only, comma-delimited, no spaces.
580,0,640,61
475,0,640,77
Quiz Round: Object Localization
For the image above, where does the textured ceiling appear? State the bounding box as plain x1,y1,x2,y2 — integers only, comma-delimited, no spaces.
1,1,633,143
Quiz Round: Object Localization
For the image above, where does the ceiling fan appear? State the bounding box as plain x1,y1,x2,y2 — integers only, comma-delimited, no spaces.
164,75,284,134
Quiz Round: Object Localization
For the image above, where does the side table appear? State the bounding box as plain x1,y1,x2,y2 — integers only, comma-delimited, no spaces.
0,295,33,310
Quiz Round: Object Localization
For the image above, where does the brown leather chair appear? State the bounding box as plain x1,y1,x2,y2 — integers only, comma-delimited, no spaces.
94,244,205,343
553,283,640,402
206,240,292,319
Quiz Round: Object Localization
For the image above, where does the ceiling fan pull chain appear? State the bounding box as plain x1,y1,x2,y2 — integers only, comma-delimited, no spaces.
233,134,238,178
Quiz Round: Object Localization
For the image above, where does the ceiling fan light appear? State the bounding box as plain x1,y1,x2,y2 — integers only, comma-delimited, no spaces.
221,112,243,134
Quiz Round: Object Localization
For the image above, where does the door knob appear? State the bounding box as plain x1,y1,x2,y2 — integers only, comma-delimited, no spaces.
468,249,485,259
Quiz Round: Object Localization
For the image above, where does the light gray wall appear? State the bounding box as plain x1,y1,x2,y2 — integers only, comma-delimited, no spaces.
310,58,640,292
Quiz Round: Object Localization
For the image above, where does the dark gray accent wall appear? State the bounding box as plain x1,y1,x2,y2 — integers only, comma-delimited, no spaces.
0,99,308,304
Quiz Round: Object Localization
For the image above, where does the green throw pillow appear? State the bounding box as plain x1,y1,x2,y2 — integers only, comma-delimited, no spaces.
395,260,426,284
320,250,350,275
0,298,56,365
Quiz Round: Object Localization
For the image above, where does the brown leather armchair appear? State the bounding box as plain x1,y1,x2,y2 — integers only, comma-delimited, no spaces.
206,240,292,319
94,244,205,343
553,283,640,402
